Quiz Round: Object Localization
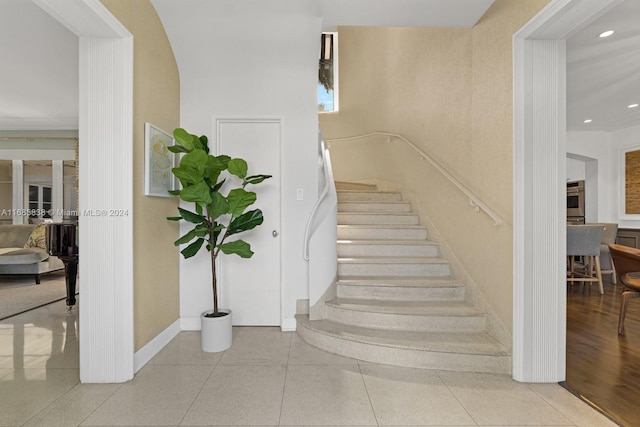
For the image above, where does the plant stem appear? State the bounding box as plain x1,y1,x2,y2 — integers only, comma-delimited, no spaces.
207,214,219,316
211,249,218,315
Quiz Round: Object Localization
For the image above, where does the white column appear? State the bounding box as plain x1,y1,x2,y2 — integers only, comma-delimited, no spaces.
76,34,134,383
11,160,24,225
513,37,567,382
52,160,64,221
35,0,134,383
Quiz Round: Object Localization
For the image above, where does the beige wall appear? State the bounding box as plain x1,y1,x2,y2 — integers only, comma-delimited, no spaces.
320,0,549,340
101,0,181,351
469,0,550,333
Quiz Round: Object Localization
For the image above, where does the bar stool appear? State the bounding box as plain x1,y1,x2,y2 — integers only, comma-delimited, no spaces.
567,225,605,294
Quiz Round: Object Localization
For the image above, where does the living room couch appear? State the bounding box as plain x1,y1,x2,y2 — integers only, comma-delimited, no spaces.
0,224,64,284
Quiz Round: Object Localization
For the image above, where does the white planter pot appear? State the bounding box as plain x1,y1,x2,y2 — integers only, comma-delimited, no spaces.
201,309,232,352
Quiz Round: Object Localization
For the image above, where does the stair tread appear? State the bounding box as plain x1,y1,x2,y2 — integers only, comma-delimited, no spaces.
338,199,411,205
335,181,377,189
297,315,507,356
338,277,463,287
338,256,449,264
327,298,483,316
337,190,400,195
338,211,418,219
338,239,436,246
338,224,424,228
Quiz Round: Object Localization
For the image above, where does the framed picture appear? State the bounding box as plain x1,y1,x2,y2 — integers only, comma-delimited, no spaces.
619,144,640,219
144,123,175,197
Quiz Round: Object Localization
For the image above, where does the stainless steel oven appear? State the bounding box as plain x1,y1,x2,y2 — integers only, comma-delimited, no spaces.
567,180,585,222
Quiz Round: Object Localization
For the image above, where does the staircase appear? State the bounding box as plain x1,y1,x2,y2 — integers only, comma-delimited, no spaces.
296,182,510,374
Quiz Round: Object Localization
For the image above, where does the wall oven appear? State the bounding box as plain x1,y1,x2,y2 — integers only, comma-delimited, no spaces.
567,180,585,223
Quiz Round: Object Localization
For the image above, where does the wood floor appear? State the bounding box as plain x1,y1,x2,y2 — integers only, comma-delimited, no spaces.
566,276,640,426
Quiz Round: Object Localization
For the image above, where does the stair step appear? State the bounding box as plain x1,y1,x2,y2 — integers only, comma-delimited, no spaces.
337,277,465,301
325,298,485,332
338,257,451,277
337,190,402,202
338,224,428,240
338,240,439,257
298,183,508,374
295,315,510,374
338,212,419,225
338,201,412,213
335,182,378,191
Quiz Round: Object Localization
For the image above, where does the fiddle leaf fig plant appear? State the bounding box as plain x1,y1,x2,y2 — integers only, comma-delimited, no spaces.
167,128,272,317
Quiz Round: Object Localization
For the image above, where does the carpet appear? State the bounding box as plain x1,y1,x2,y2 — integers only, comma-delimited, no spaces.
0,271,75,320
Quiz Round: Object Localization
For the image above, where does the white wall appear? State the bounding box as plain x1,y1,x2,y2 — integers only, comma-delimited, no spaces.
153,0,321,330
566,131,613,222
568,125,640,228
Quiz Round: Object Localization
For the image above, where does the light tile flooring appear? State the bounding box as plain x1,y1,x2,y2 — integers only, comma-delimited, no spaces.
0,300,617,426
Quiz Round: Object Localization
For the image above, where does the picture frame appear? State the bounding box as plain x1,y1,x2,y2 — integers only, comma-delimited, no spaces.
619,144,640,219
144,123,175,197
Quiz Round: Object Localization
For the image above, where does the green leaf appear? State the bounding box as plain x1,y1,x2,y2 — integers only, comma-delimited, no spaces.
195,204,203,215
167,216,181,221
208,191,229,219
207,169,221,185
172,167,202,185
181,238,205,258
227,188,256,218
244,174,272,185
219,240,254,258
168,145,189,154
194,223,210,237
180,182,213,205
174,128,195,151
212,178,226,192
168,189,181,196
207,155,231,171
174,229,197,246
178,207,206,224
228,158,248,179
199,135,209,153
180,150,209,173
227,209,263,236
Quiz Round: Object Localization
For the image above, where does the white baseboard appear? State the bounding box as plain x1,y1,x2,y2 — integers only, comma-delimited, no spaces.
182,316,295,331
180,316,201,331
281,317,296,332
133,319,181,373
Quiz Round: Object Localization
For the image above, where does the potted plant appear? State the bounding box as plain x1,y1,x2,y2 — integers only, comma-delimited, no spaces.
167,128,271,352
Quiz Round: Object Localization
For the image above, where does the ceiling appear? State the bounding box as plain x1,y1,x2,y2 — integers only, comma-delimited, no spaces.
0,0,78,130
566,0,640,132
0,0,638,134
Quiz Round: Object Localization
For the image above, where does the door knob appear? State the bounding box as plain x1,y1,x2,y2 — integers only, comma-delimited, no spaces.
272,230,278,237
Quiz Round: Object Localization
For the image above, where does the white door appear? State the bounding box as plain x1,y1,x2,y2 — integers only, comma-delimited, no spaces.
216,118,281,325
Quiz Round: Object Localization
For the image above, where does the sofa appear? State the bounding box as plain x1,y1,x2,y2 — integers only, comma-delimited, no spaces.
0,224,64,284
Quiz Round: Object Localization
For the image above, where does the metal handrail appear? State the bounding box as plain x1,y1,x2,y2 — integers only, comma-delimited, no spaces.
325,132,503,226
303,136,336,260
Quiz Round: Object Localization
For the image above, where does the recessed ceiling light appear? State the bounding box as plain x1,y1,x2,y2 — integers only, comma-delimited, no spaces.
599,30,614,38
584,119,593,123
629,103,639,109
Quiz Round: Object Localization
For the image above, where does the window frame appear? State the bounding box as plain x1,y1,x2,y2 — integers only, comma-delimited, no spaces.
318,31,339,113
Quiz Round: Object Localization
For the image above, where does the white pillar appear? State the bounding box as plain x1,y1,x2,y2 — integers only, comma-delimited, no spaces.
11,160,24,225
52,160,64,221
35,0,134,383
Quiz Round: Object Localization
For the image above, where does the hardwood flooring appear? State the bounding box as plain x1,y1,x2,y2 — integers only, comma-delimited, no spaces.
566,277,640,426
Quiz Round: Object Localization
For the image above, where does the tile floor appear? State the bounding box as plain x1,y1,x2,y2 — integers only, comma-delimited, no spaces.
0,300,617,426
